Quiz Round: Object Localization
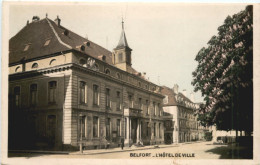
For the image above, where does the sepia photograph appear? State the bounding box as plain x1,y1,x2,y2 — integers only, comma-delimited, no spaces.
1,2,260,165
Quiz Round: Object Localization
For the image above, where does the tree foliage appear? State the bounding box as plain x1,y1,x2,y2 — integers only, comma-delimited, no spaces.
192,6,253,133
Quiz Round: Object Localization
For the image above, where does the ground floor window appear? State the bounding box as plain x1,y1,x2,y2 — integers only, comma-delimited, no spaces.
106,118,111,139
93,116,99,137
117,119,121,137
79,116,86,138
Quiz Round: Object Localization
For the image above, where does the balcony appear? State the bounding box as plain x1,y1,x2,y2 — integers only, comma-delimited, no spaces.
124,108,143,117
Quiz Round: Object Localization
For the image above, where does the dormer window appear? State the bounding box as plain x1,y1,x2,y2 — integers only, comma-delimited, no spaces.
23,44,30,51
44,39,51,46
31,63,38,69
15,66,21,73
49,59,57,66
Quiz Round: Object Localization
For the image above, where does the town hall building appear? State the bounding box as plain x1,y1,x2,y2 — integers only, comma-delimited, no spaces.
8,15,165,151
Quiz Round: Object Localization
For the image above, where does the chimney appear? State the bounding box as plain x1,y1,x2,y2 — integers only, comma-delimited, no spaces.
55,15,61,26
182,89,187,97
32,16,40,22
173,84,179,94
190,92,195,102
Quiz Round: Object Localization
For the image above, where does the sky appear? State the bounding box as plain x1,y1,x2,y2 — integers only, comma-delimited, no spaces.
9,3,248,102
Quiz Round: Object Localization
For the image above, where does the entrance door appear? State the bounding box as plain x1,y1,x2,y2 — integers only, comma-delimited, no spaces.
46,115,56,147
131,119,137,143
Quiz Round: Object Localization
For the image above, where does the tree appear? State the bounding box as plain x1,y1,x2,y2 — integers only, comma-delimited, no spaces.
192,6,253,135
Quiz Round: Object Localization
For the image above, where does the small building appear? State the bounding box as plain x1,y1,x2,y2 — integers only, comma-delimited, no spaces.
8,16,164,151
161,85,208,144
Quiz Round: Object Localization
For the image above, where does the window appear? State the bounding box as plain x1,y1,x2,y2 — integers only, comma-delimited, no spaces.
116,91,121,111
159,123,161,138
146,100,149,115
105,68,110,75
48,81,57,104
80,81,87,104
30,84,37,106
79,116,86,138
138,98,142,110
93,85,99,105
146,122,149,137
93,116,99,138
138,82,141,87
15,66,21,73
157,103,160,116
105,88,111,109
117,119,121,137
154,123,156,137
163,95,168,104
153,102,156,116
14,86,21,108
118,53,123,62
116,73,121,79
44,39,51,46
128,94,133,108
49,59,57,66
94,63,99,71
106,118,111,139
31,63,38,69
24,44,30,51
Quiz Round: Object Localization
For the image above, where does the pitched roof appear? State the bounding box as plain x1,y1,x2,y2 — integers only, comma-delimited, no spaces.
161,86,178,106
9,18,113,65
161,86,194,106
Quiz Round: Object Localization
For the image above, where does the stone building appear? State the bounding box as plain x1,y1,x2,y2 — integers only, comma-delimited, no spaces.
161,85,208,144
8,16,164,151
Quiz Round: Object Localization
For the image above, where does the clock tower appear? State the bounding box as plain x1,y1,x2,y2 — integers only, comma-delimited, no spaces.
112,19,132,72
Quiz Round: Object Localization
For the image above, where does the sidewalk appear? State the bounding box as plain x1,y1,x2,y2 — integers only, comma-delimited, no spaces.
70,143,180,155
70,141,207,155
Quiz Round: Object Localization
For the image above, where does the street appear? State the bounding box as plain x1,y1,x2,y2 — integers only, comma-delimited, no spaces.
8,141,253,159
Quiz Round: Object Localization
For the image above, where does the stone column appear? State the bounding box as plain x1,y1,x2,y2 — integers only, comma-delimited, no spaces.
137,119,140,142
125,117,130,146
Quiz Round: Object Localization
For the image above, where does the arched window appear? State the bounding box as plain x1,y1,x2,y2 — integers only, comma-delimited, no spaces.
49,59,57,66
94,63,99,71
105,68,110,75
31,63,38,69
116,73,121,79
15,66,21,73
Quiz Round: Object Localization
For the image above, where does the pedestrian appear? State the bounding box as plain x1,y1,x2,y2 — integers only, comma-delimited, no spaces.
121,137,124,150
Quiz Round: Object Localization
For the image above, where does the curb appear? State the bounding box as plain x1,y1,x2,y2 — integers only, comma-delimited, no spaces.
70,144,180,155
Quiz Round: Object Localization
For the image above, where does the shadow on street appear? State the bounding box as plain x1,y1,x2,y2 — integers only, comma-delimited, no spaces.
205,144,253,159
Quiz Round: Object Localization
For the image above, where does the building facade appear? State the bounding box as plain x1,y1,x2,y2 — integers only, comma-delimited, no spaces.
161,85,208,144
8,16,164,151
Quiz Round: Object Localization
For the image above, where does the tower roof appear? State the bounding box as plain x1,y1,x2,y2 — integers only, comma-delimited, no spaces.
115,19,131,50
